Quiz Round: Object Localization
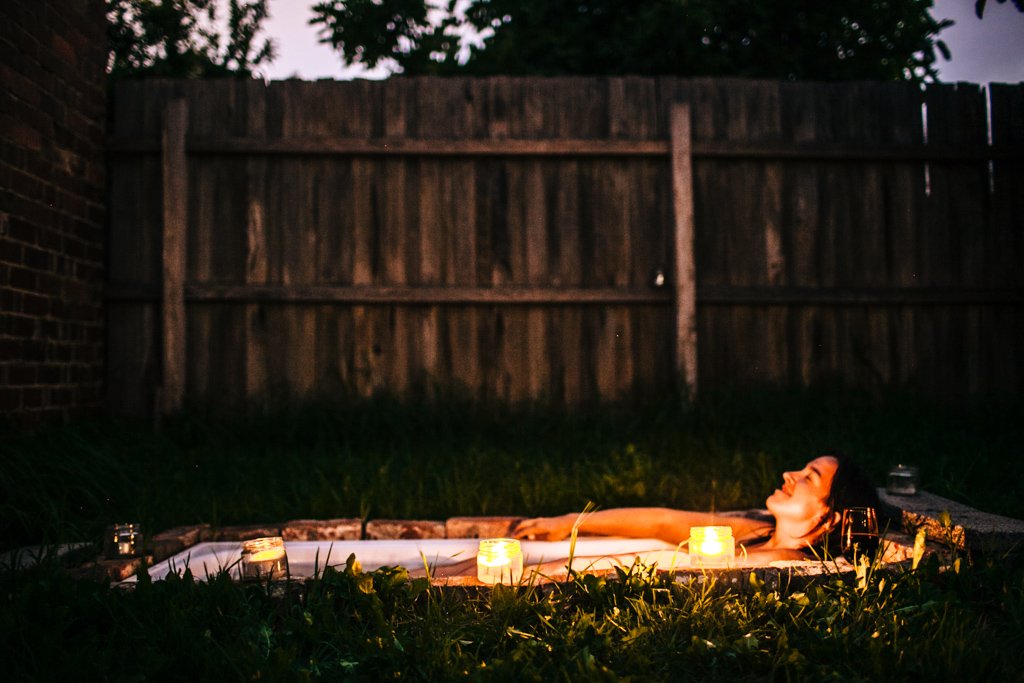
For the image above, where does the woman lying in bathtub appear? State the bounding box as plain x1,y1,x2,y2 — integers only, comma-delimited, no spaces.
509,453,882,570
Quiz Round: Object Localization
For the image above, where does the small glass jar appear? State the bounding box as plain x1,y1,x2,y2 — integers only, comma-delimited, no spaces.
886,464,919,496
688,526,735,568
240,537,289,581
477,538,524,585
106,522,143,559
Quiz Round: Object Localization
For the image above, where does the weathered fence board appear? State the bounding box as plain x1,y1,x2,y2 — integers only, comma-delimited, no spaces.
105,78,1023,415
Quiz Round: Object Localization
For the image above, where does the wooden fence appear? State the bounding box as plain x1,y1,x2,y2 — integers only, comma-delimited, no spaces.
105,77,1024,415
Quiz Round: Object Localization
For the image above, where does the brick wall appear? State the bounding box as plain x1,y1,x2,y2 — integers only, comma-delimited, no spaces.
0,0,107,422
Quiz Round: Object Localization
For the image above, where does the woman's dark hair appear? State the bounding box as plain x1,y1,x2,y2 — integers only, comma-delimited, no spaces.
816,452,889,557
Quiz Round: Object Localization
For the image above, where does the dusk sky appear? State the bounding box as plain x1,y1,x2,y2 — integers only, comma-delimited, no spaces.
259,0,1024,84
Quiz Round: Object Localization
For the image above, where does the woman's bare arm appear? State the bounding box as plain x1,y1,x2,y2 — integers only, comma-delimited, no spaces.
512,508,771,546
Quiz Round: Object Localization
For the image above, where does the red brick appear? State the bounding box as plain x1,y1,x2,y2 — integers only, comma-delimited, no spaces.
0,338,24,358
21,245,50,271
0,115,42,152
8,265,35,290
74,263,101,282
22,387,43,407
0,238,21,264
22,62,53,97
50,387,73,405
0,0,107,423
7,164,43,198
40,319,60,338
0,89,33,126
20,338,45,361
35,272,61,295
7,315,35,337
21,292,49,316
6,201,46,233
83,163,102,188
60,237,86,260
0,63,40,107
38,363,62,383
0,36,26,71
0,387,21,411
9,363,37,384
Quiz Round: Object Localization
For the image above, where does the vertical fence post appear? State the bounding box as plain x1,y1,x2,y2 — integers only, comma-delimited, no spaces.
161,98,188,416
670,102,698,398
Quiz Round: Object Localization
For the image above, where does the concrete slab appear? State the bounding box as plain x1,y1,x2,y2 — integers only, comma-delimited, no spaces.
879,488,1024,553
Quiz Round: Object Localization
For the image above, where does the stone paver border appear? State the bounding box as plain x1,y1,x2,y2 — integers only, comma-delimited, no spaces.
5,489,1020,584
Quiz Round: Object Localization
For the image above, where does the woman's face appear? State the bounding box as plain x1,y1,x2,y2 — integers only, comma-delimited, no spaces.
765,455,839,525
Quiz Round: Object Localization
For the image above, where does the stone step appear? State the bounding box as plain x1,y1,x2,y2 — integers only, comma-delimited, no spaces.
880,488,1024,553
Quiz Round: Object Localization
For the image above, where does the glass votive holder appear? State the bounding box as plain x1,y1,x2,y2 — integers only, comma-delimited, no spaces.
477,538,524,585
688,526,735,568
240,537,289,581
886,464,919,496
106,522,143,559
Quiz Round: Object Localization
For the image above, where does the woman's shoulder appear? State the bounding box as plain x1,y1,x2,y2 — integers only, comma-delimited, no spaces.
718,508,773,523
713,509,774,542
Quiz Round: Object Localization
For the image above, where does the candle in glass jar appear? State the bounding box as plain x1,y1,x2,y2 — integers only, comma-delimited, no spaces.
688,526,735,568
107,522,142,559
240,537,289,580
886,464,919,496
476,538,524,585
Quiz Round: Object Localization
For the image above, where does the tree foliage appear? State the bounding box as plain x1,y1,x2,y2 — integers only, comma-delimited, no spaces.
311,0,953,82
107,0,276,79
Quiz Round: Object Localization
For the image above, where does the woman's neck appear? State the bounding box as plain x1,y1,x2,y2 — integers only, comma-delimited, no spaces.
764,516,820,550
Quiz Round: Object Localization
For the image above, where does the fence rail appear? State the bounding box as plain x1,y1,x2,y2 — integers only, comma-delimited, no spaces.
105,77,1024,416
108,135,1024,161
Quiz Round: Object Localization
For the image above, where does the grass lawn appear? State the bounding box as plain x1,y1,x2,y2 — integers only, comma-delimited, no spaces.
1,389,1022,680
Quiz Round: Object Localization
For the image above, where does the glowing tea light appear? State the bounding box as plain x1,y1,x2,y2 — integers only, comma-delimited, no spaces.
688,526,735,568
477,538,524,585
240,537,289,581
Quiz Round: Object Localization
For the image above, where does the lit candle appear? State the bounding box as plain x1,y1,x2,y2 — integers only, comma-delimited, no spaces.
477,538,524,585
688,526,735,568
240,537,289,580
107,522,142,558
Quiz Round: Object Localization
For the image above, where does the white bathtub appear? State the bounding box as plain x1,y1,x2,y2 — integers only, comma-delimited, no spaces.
125,537,687,583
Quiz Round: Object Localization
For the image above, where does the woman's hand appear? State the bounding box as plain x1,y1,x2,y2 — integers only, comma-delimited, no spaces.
512,513,578,541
